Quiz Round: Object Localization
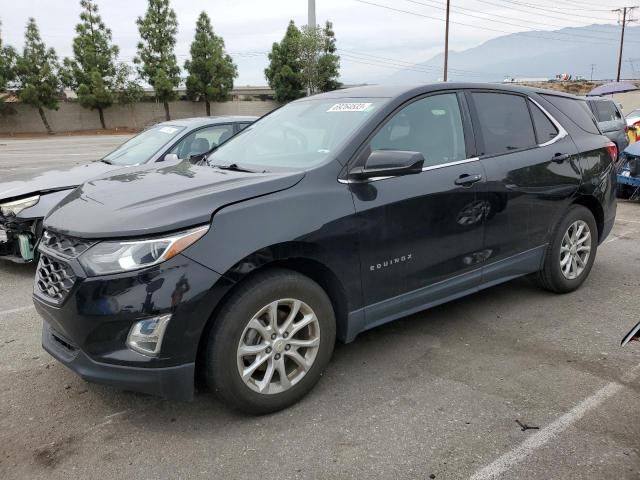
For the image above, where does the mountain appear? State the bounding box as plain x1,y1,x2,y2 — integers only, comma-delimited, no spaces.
384,24,640,84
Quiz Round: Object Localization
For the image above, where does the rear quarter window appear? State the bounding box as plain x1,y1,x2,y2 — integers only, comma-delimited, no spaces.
540,94,600,135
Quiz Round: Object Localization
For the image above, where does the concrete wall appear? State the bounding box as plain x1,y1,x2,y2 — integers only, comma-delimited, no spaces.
0,99,279,134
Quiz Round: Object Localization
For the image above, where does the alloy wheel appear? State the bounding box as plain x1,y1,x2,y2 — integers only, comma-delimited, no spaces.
560,220,591,280
236,299,321,395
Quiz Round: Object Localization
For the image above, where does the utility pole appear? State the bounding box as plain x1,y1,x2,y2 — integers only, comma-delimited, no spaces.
590,63,596,81
443,0,450,82
614,6,638,82
308,0,316,29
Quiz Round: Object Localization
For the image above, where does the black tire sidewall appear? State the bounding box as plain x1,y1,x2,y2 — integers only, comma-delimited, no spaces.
545,205,598,293
206,269,336,414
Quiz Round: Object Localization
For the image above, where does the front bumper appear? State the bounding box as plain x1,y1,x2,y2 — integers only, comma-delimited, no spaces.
42,320,195,400
33,245,232,401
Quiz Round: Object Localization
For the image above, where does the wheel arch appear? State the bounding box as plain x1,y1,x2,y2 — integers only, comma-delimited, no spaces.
571,194,604,242
194,246,351,381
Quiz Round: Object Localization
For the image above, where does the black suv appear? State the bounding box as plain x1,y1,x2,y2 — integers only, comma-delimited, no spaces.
34,84,617,414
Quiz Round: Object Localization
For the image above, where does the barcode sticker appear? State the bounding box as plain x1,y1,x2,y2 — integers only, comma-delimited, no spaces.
327,103,373,112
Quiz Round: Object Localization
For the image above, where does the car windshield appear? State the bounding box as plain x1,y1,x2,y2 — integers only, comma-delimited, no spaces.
102,125,186,166
207,97,388,169
626,109,640,117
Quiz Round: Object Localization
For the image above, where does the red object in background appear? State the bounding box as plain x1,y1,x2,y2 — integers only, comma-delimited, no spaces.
605,142,618,163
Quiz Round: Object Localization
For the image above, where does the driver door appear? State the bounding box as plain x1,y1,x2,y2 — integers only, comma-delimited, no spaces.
348,92,488,319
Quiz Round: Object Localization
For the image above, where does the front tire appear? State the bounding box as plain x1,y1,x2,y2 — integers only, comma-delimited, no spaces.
205,269,336,414
534,205,598,293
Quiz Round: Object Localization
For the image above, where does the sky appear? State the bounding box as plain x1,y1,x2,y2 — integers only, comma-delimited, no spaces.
0,0,626,85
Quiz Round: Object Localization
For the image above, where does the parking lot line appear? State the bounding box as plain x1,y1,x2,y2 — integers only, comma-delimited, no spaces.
469,363,640,480
0,305,34,316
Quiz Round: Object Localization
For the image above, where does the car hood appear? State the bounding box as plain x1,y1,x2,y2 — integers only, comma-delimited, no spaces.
0,161,119,201
45,161,305,239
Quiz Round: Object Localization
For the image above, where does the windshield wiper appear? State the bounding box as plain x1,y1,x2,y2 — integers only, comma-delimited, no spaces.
211,163,258,173
100,159,113,165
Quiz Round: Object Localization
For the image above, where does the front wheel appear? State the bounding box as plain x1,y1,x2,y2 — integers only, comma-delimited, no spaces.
534,205,598,293
205,269,336,414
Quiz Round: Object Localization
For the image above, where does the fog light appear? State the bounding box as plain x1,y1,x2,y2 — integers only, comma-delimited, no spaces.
126,314,171,356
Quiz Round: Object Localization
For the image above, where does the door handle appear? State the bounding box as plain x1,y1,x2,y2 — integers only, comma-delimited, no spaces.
454,173,483,187
552,153,570,163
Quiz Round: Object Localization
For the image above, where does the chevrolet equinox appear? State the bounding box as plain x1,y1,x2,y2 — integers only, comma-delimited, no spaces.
34,84,617,414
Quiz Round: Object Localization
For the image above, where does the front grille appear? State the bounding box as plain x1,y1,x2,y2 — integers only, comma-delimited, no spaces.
40,230,93,258
36,254,76,303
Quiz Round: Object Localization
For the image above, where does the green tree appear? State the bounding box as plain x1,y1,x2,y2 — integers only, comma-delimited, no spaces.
134,0,180,121
185,11,237,116
113,63,144,105
265,20,304,103
317,21,341,92
62,0,119,129
15,18,61,134
299,22,341,95
0,22,17,113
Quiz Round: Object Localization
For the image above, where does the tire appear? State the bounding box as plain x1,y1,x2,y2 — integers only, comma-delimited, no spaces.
205,269,336,414
534,205,598,293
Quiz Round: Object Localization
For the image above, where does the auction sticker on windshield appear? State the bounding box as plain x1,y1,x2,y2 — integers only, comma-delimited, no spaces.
327,103,373,112
159,127,178,134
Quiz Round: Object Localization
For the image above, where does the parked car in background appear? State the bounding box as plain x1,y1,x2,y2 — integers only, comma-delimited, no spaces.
34,84,617,414
584,96,629,154
0,116,256,263
624,108,640,127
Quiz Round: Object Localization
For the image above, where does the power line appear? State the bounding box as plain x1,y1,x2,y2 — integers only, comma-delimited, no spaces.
614,6,638,81
339,49,484,76
405,0,628,40
402,0,631,43
353,0,633,46
481,0,620,21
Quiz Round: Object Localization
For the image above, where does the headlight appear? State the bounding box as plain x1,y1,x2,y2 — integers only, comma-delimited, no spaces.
79,225,209,276
0,195,40,217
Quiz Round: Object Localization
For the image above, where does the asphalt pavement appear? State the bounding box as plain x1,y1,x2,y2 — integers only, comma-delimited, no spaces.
0,136,639,479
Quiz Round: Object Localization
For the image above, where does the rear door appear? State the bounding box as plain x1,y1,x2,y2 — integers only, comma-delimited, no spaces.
467,90,580,276
348,91,487,311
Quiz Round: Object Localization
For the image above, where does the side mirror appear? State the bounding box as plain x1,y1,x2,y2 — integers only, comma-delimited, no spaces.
349,150,424,180
162,153,179,163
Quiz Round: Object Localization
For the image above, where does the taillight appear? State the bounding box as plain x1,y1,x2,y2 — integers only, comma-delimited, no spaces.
605,142,618,163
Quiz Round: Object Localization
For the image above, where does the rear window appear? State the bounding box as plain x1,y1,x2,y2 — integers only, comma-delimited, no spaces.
540,94,600,135
593,100,622,122
529,101,559,143
472,92,536,156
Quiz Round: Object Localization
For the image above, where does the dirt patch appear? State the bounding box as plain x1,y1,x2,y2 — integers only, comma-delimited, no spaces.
0,127,141,139
32,434,79,469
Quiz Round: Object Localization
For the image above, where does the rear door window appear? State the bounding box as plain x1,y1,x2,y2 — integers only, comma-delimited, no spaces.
471,92,536,156
540,94,600,134
529,101,559,144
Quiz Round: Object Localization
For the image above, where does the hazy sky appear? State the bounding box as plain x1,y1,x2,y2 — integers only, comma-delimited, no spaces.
1,0,625,85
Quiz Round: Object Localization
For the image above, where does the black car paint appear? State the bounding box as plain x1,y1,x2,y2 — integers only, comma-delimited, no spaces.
0,117,256,262
34,83,616,401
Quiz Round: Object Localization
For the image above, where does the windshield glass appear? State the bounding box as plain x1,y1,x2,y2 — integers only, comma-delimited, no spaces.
207,98,388,169
102,125,186,166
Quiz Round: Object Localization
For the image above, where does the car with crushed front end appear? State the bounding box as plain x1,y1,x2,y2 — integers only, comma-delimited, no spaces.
0,116,255,263
34,84,617,414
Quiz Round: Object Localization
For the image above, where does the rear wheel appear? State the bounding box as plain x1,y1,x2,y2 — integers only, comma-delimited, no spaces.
534,205,597,293
205,269,336,414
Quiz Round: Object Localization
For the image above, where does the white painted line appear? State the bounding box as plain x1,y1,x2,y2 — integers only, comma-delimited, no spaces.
0,305,34,316
603,230,633,244
469,364,640,480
